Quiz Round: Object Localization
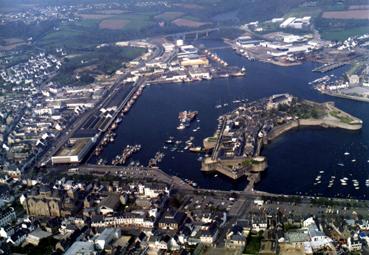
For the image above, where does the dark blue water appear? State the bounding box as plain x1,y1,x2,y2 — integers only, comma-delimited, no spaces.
91,47,369,199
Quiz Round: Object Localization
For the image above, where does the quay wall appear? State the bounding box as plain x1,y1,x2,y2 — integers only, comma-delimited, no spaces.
268,117,362,142
267,121,299,141
321,91,369,103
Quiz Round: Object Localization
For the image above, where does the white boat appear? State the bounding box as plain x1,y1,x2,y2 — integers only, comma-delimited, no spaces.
352,159,356,162
177,124,185,130
344,152,350,156
215,105,222,109
337,163,344,167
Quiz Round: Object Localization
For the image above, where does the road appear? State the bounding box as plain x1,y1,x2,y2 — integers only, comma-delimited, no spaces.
211,119,227,160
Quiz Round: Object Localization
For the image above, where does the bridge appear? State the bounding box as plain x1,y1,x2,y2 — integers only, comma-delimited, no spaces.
164,27,220,40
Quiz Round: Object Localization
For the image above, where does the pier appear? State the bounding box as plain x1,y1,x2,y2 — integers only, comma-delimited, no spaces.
313,63,346,73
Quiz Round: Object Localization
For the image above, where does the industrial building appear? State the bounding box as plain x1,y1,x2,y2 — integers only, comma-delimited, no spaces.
51,131,99,164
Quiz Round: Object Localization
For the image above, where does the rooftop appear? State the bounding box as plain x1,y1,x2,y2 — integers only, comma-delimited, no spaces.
54,138,92,157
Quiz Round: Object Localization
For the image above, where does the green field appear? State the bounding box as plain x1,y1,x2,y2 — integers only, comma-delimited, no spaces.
52,46,145,86
321,26,369,41
284,6,322,18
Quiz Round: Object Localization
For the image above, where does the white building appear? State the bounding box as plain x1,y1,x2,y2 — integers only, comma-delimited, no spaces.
94,228,120,250
64,241,96,255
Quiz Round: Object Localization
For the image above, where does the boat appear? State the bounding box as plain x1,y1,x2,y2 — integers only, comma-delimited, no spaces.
352,159,356,162
344,152,350,156
178,110,198,123
337,163,344,167
215,105,222,109
231,67,246,77
189,147,202,153
177,124,185,130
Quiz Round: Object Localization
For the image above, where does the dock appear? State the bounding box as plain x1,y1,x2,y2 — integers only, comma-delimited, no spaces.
313,63,346,73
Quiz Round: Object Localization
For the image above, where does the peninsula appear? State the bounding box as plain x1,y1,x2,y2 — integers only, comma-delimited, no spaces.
201,94,362,182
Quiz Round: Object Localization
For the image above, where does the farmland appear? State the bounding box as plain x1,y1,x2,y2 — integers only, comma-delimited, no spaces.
322,10,369,19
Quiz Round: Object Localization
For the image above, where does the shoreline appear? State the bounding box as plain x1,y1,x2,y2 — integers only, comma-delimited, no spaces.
201,100,363,189
320,90,369,103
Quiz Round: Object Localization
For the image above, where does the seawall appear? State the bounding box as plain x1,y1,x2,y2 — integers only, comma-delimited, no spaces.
321,91,369,103
267,117,362,142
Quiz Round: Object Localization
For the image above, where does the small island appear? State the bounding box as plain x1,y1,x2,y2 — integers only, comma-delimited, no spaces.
202,94,362,186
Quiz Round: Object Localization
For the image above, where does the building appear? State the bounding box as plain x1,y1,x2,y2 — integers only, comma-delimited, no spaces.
91,214,154,229
0,207,16,227
189,69,211,80
64,241,96,255
348,234,362,252
266,94,293,110
21,186,80,217
158,209,186,231
180,57,209,67
139,183,169,198
347,74,360,85
98,193,121,215
94,228,121,250
51,131,98,164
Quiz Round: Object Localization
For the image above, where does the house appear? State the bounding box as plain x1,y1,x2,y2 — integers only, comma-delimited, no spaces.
98,193,121,215
26,228,52,246
140,183,169,198
7,228,29,246
225,224,247,248
158,209,186,231
200,222,219,245
0,207,16,227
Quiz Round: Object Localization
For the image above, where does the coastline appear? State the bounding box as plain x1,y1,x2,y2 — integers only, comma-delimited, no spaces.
268,117,362,142
320,91,369,103
201,100,363,190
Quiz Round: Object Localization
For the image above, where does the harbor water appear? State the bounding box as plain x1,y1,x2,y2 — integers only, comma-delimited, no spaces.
90,46,369,199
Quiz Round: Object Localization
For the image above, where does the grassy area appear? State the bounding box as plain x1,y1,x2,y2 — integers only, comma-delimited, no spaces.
330,110,353,124
155,11,184,21
321,26,369,41
347,61,366,76
280,101,326,119
244,234,263,254
52,45,145,86
284,6,322,18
